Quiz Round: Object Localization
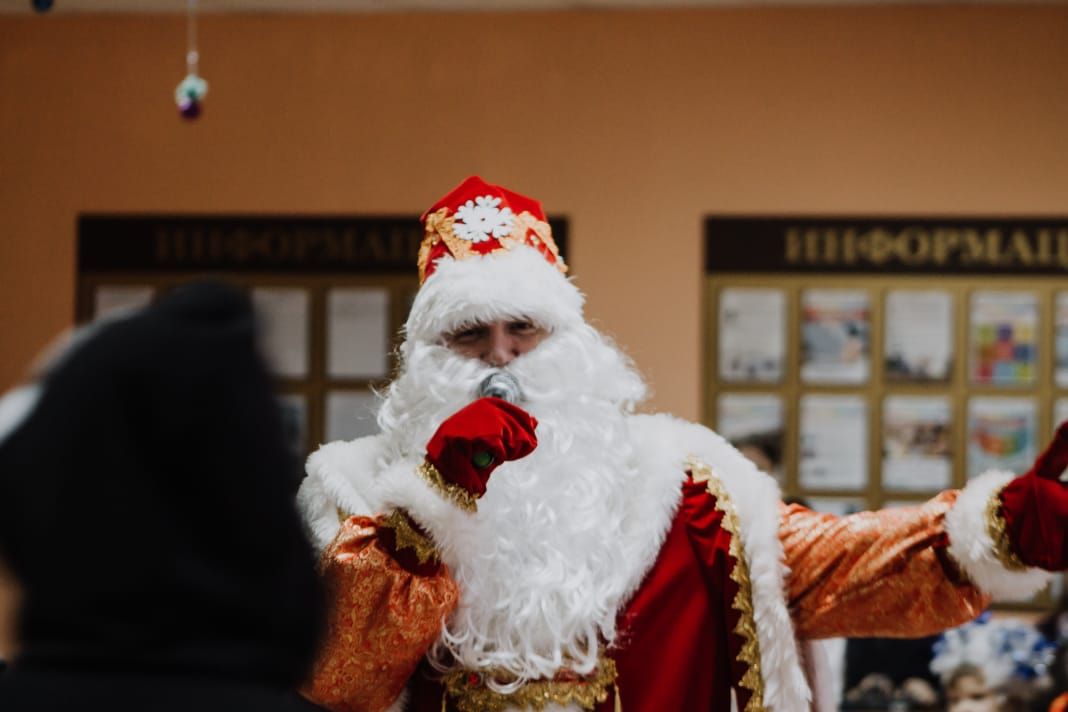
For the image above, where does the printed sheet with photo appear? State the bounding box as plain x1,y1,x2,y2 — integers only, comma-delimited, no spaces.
801,289,870,384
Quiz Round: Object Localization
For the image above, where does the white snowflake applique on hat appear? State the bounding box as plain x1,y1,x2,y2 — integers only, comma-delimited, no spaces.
452,195,515,243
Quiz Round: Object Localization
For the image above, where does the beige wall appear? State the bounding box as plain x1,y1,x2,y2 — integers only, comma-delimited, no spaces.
2,6,1067,420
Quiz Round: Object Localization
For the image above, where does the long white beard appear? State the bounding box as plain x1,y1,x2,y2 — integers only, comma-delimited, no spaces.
377,324,648,689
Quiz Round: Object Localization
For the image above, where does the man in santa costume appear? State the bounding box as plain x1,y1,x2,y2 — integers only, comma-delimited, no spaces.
297,176,1068,712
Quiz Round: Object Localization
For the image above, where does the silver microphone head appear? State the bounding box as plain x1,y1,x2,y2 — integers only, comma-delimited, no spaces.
477,371,523,404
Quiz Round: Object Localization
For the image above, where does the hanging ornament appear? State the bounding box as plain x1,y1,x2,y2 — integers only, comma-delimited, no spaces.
175,0,207,121
175,70,207,120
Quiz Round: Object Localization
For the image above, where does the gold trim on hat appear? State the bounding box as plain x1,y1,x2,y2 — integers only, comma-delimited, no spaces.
419,207,568,283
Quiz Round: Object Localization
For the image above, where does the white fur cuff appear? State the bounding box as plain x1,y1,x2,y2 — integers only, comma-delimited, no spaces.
945,470,1053,601
298,436,387,551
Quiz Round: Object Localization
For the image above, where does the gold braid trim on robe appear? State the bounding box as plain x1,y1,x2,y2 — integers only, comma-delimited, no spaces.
687,456,765,712
301,515,459,712
779,491,990,640
382,509,441,566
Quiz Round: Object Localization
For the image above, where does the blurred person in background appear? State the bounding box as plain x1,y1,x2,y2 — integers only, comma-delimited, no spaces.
1037,587,1068,712
931,612,1056,712
1045,646,1068,712
944,664,1004,712
841,634,942,710
733,433,783,481
0,283,324,712
298,176,1068,712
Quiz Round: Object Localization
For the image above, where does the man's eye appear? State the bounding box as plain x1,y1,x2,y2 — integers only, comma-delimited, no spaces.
450,328,484,343
509,321,538,334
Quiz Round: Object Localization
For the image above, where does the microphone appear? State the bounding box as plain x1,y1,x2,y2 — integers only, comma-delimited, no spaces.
478,371,523,404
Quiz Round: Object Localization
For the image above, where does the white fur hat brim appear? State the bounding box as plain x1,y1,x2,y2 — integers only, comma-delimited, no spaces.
404,246,585,346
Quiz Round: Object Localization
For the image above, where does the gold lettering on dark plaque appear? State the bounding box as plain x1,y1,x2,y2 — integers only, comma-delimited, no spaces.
868,228,895,264
841,228,858,264
819,229,838,262
1057,230,1068,267
961,230,985,264
154,226,175,262
898,228,931,265
1006,230,1035,266
931,229,959,264
341,226,360,262
1036,229,1054,265
766,223,1068,271
361,230,388,262
785,228,803,263
983,229,1004,265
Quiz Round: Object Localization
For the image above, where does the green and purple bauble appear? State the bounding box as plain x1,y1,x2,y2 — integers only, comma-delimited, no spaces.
174,73,208,120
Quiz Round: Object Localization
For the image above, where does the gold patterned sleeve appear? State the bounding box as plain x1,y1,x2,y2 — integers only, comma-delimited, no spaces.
780,492,990,640
301,514,460,712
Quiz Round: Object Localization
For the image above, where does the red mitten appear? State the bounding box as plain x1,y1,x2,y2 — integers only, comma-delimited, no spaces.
1000,419,1068,570
425,397,538,500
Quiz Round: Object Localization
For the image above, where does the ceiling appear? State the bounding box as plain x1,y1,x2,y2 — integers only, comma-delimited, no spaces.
0,0,1059,12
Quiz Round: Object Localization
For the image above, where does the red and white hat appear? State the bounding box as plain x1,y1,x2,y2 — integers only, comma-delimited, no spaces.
405,176,585,344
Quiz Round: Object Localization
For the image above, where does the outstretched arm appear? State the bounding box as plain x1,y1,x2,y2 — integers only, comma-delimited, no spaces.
780,492,989,640
782,421,1068,640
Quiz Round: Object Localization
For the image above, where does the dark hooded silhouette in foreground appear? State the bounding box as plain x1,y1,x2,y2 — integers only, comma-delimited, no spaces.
0,282,325,711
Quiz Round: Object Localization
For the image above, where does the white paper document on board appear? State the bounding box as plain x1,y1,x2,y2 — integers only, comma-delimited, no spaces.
252,287,309,378
799,394,868,490
328,288,390,379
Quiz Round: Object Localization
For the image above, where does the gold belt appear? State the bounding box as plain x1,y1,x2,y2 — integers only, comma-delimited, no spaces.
441,655,621,712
